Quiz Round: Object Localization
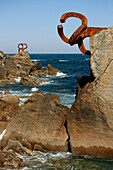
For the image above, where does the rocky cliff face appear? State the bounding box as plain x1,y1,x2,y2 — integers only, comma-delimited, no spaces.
67,26,113,159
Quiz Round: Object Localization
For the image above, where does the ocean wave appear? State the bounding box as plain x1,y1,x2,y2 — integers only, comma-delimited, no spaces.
85,58,90,61
59,60,68,62
15,77,21,83
31,59,45,62
56,71,67,77
22,152,73,164
31,59,38,62
29,75,34,78
21,151,113,170
10,90,21,95
31,87,39,92
19,97,28,105
0,90,5,95
40,81,54,85
21,93,33,97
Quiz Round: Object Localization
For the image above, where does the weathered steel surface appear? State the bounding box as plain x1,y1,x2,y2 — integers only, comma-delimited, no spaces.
18,43,28,54
57,12,107,55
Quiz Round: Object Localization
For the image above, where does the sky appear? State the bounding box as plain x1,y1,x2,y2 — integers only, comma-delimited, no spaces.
0,0,113,54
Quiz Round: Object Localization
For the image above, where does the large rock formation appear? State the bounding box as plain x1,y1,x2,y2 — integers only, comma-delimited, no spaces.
67,26,113,159
0,52,63,85
0,52,33,84
42,64,63,77
30,63,63,77
12,52,34,77
0,92,69,153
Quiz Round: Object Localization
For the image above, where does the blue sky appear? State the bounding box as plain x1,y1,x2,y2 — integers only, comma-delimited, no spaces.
0,0,113,54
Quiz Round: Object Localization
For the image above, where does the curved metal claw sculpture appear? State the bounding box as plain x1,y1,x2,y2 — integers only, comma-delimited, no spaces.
18,43,28,54
57,12,107,55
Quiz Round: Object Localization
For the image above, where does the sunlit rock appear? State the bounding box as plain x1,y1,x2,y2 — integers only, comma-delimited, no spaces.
67,26,113,159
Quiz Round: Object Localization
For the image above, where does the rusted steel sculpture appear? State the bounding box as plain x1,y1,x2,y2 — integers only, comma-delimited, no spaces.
18,43,28,54
57,12,107,55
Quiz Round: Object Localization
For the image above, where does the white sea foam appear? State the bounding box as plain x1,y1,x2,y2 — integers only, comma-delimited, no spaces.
10,90,23,96
0,129,6,141
19,97,28,105
22,93,33,97
31,87,39,92
85,58,90,61
56,71,67,77
29,75,34,78
22,152,73,165
36,59,45,61
15,77,21,83
0,90,5,95
31,59,45,62
31,59,37,62
40,81,52,85
59,60,68,62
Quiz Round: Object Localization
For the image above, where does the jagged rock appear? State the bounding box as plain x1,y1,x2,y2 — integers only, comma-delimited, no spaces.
0,92,69,153
3,57,18,78
3,139,33,155
0,52,34,84
29,61,44,76
0,51,5,60
0,79,15,85
4,90,11,95
30,63,63,77
20,76,47,86
0,150,25,169
0,52,63,86
12,52,34,76
43,64,62,76
67,26,113,159
0,66,7,80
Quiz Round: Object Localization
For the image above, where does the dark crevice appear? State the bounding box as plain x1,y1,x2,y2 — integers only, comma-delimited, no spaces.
64,120,72,153
76,71,95,98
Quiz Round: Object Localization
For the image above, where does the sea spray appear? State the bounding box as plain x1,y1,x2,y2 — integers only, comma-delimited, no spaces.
0,129,6,141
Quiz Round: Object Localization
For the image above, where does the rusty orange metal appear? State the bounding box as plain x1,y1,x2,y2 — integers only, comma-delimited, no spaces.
57,12,107,55
18,43,28,54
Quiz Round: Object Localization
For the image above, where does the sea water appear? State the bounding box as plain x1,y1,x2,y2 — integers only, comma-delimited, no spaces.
0,54,113,169
0,53,91,108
